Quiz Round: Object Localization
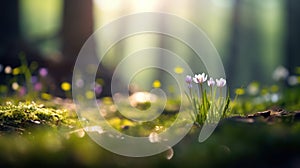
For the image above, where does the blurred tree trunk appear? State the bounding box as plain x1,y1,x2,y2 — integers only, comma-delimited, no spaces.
286,0,300,74
226,0,241,88
0,0,47,71
49,0,94,82
0,0,20,64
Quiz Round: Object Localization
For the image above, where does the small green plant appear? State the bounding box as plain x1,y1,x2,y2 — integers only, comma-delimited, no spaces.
185,73,230,125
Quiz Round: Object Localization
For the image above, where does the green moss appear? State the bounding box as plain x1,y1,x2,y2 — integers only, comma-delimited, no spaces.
0,101,76,131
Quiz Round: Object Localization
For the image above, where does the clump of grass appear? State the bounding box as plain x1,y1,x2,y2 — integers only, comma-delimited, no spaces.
0,101,76,132
185,73,230,126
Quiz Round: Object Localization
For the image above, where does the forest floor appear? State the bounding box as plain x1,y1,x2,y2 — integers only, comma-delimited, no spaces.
0,98,300,168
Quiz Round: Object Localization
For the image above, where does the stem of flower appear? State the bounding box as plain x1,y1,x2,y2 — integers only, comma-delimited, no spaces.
199,83,205,106
210,86,213,99
218,87,222,107
200,83,204,98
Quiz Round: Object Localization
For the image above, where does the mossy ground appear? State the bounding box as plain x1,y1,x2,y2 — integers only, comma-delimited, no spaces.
0,101,78,134
0,91,299,167
1,115,300,167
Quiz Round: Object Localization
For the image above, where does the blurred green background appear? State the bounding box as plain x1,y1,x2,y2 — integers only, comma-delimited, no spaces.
0,0,299,96
1,1,300,167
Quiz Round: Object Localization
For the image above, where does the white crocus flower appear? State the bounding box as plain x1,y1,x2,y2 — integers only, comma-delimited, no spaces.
207,77,215,87
216,78,226,87
193,73,208,84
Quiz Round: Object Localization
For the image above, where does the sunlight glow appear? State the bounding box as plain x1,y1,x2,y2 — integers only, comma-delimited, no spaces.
94,0,122,10
131,0,161,11
94,0,160,12
129,92,157,107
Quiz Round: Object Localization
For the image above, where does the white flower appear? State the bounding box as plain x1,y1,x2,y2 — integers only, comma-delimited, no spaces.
272,66,289,81
207,77,215,87
216,78,226,87
193,73,207,84
288,76,298,86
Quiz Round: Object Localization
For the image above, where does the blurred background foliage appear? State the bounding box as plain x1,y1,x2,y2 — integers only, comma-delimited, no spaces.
1,1,300,166
0,0,299,96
